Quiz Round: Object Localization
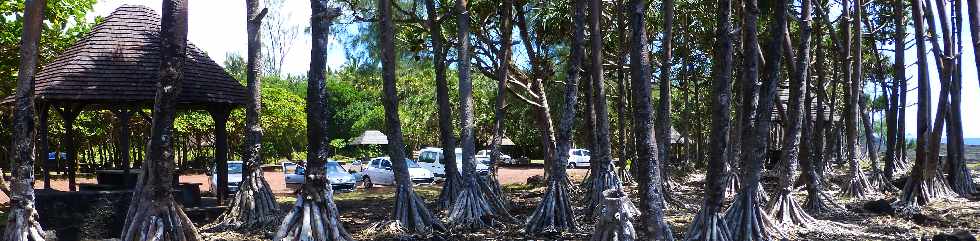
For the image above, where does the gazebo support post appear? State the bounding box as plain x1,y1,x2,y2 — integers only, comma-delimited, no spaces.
37,101,50,189
112,107,135,187
210,106,231,204
57,104,83,191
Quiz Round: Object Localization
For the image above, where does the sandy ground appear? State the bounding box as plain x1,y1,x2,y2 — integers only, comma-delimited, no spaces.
0,165,589,204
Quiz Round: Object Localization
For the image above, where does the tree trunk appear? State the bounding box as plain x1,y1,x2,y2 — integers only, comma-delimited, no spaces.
4,0,47,240
426,0,463,210
274,3,353,240
768,0,817,228
213,1,277,230
684,0,735,237
724,0,786,240
656,0,677,208
842,0,873,199
121,1,203,240
486,0,515,210
524,0,585,234
591,189,639,241
946,0,976,196
448,0,512,229
886,0,907,181
584,0,624,218
614,0,634,185
628,0,672,239
377,0,444,233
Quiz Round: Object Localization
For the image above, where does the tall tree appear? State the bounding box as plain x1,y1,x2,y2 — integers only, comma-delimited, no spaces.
655,0,676,206
628,0,673,239
448,0,511,229
524,0,584,234
274,2,353,240
724,0,786,240
946,0,976,196
683,0,734,237
378,0,443,233
886,0,907,182
769,0,817,228
214,0,278,229
842,0,873,198
896,0,946,213
487,0,516,209
584,0,624,217
426,0,463,210
615,0,635,185
3,0,46,240
121,1,203,240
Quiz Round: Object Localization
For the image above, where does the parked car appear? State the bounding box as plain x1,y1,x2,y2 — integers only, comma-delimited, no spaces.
210,161,243,193
476,149,515,165
416,147,490,181
282,160,360,192
362,157,435,187
566,149,591,168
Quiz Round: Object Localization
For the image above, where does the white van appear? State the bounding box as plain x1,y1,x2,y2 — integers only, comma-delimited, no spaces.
417,147,489,181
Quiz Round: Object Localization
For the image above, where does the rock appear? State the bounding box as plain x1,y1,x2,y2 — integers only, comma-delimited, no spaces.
526,175,545,187
863,198,895,214
932,230,977,241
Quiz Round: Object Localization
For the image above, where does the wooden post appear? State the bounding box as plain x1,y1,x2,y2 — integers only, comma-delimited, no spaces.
57,104,83,191
37,101,50,189
112,107,135,188
210,106,230,204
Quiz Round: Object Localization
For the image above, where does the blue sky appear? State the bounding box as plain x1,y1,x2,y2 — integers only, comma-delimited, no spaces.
92,0,980,138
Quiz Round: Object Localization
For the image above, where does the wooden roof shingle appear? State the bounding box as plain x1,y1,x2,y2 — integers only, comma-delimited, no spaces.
33,5,245,106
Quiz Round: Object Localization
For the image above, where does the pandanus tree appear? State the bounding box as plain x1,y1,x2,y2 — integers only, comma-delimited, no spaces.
583,0,624,217
4,0,46,240
485,0,516,209
524,0,585,234
768,0,817,228
627,0,673,239
377,0,444,233
683,0,734,238
841,0,874,199
447,0,512,230
894,0,952,214
274,1,353,240
213,0,279,229
425,0,463,210
120,1,203,240
655,0,679,207
723,0,786,239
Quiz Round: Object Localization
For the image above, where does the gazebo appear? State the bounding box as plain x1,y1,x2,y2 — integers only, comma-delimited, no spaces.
28,5,245,202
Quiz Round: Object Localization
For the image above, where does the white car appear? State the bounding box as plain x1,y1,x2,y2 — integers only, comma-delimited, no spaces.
417,147,490,181
362,157,435,187
566,149,591,168
210,161,243,193
282,161,359,192
476,149,514,165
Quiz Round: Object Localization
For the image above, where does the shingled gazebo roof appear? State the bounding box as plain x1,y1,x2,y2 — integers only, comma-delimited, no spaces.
32,5,245,107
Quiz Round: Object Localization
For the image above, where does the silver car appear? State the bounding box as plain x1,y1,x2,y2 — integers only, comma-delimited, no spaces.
210,161,243,193
283,161,360,192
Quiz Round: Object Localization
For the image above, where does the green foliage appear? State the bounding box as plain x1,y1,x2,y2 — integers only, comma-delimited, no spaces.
0,0,97,96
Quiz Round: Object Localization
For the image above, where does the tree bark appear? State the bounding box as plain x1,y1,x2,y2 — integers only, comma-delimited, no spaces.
768,0,817,228
274,2,353,240
121,1,203,240
213,1,277,230
377,0,444,233
724,0,786,240
684,0,734,237
4,0,47,240
886,0,907,181
628,0,672,239
448,0,511,230
584,0,624,217
524,0,585,234
426,0,463,210
655,0,676,207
